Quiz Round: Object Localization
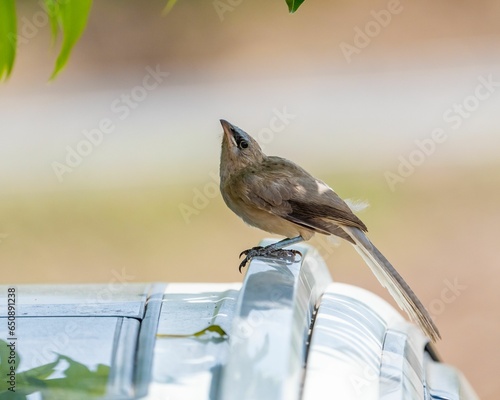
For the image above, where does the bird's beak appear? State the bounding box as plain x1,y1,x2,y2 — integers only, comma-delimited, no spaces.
220,119,252,148
220,119,240,146
220,119,234,138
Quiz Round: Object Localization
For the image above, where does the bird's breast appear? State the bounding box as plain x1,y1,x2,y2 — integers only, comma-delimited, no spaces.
220,182,311,239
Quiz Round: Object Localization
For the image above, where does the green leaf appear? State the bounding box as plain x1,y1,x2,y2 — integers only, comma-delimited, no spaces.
0,0,16,81
49,0,93,80
44,0,60,44
18,359,58,381
192,325,228,338
157,324,229,339
13,359,59,397
286,0,306,13
45,355,110,396
0,339,48,399
0,346,110,399
0,339,20,374
0,339,12,367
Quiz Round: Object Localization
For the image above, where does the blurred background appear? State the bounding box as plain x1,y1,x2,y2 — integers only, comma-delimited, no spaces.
1,0,499,397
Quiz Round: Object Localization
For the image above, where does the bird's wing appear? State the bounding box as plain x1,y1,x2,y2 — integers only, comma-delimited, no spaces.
237,157,367,235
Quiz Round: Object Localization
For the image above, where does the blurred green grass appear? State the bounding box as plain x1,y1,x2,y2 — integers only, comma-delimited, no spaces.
0,169,380,281
1,164,498,285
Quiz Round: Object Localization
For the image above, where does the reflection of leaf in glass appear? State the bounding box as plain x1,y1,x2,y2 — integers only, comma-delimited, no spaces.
38,355,110,398
193,325,228,338
157,324,228,339
0,338,16,370
0,339,26,399
0,340,110,399
1,336,60,395
8,359,59,399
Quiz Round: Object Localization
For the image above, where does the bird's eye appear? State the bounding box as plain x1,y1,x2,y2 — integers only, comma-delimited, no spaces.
239,140,248,149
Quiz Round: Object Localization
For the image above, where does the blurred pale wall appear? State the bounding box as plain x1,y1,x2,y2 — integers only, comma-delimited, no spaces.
1,0,500,397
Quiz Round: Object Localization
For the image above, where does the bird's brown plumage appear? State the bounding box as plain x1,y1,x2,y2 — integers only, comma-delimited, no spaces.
219,119,441,342
222,155,366,242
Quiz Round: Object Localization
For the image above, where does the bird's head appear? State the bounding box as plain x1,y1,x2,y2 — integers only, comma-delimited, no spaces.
219,119,264,178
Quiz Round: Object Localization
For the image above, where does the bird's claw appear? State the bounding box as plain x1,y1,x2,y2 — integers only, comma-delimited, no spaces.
239,246,263,259
238,246,302,273
238,246,263,273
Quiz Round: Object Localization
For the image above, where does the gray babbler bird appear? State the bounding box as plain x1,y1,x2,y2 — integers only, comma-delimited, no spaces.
218,119,440,342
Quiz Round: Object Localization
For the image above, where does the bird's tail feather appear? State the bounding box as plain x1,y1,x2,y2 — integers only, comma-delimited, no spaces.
341,226,441,342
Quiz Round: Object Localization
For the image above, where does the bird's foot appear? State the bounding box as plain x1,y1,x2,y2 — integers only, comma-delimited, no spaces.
238,246,302,273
